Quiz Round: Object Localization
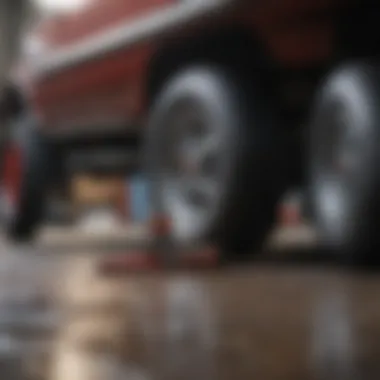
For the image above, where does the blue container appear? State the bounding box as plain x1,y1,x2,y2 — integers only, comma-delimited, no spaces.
129,175,151,223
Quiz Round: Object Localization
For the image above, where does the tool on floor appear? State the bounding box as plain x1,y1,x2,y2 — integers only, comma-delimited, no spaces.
98,213,219,275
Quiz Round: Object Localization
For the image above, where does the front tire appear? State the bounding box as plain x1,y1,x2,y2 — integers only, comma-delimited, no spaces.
145,65,289,258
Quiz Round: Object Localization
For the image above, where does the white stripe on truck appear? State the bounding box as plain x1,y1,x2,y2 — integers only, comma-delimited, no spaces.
34,0,234,78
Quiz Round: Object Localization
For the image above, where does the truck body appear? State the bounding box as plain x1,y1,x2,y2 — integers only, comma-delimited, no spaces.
6,0,380,265
21,0,347,139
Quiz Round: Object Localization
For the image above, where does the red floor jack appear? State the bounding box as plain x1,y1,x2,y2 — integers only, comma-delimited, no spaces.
98,213,220,275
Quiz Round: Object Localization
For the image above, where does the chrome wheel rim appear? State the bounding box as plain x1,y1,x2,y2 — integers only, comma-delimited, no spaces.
158,100,228,243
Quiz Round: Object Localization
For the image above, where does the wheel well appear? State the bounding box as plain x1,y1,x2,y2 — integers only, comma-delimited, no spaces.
146,27,271,106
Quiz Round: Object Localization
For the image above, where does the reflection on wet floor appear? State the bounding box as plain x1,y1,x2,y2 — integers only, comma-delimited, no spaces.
4,243,380,380
310,284,355,380
0,243,63,380
44,257,380,380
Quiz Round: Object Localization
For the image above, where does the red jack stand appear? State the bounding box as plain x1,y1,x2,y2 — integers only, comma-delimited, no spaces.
98,215,220,276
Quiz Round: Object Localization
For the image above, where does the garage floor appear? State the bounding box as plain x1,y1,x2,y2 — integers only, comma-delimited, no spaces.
1,222,380,380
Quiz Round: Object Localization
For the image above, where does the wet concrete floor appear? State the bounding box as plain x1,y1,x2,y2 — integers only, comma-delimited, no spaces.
0,222,379,380
49,254,380,380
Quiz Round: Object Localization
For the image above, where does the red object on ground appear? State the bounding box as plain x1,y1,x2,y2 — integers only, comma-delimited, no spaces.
179,245,220,269
98,246,220,275
99,251,161,275
98,214,220,275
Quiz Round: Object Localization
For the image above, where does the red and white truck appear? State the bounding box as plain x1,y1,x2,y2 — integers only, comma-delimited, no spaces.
3,0,380,266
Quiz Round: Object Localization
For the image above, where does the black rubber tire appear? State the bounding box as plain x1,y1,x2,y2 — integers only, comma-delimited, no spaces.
309,61,380,268
145,65,289,258
3,118,61,242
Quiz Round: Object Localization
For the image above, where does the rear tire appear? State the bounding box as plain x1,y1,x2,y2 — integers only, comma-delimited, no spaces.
145,65,289,258
309,61,380,268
